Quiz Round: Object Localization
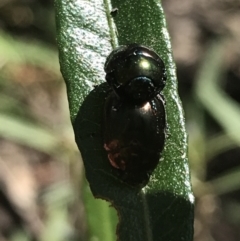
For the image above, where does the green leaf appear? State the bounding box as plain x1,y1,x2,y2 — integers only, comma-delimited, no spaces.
55,1,194,241
195,40,240,145
83,183,118,241
0,113,60,154
208,166,240,196
0,30,59,74
41,182,75,241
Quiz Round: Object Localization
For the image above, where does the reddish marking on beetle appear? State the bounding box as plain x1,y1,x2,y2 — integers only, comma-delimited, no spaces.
104,140,126,170
108,154,126,170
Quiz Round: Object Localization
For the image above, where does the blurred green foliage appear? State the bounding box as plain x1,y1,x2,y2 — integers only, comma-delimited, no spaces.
0,3,81,240
1,0,240,241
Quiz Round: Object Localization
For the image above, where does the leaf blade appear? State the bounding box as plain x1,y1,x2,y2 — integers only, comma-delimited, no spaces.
55,0,112,121
55,0,194,240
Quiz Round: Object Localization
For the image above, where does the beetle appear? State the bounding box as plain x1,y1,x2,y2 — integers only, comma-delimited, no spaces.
103,44,166,186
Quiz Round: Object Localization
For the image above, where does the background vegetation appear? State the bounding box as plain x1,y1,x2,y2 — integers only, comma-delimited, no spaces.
0,0,239,241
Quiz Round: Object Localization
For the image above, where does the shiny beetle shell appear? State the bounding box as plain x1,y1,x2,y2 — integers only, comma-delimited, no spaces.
104,43,166,105
103,44,166,186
